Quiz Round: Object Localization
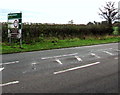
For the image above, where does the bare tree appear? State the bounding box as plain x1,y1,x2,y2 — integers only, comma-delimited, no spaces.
68,20,74,24
99,1,118,25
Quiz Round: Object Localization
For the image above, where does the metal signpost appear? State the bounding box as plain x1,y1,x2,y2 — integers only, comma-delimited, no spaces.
8,12,22,47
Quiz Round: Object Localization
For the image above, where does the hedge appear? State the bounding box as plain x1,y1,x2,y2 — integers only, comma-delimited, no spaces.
2,23,113,43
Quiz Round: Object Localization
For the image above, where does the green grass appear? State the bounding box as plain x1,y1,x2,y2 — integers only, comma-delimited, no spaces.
1,36,120,54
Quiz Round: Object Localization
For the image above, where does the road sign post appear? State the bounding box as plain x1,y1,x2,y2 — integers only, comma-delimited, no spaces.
8,12,22,48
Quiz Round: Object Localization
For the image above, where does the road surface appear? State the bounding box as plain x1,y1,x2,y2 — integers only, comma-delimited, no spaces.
1,43,119,93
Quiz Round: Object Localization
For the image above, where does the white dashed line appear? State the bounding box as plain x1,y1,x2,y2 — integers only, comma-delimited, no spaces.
32,62,37,65
54,62,100,74
0,81,19,87
0,67,4,71
75,56,83,61
103,51,114,55
115,49,120,52
114,57,118,60
41,53,78,60
90,53,100,58
0,61,19,65
55,59,63,65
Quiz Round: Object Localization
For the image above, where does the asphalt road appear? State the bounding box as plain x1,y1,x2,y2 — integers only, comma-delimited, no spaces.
1,43,119,93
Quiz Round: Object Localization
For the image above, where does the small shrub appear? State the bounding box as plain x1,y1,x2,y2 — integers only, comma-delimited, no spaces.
113,31,119,35
113,27,120,36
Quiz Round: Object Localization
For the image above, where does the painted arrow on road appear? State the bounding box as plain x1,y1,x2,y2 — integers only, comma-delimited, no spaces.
0,67,4,71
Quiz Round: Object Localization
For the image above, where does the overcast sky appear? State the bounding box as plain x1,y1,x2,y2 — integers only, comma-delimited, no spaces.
0,0,119,24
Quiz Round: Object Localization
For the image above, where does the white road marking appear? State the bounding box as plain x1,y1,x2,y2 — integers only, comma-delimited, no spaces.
55,59,63,64
103,51,114,55
37,43,118,54
0,67,4,71
31,62,37,70
90,53,100,58
32,62,37,65
115,49,120,52
91,48,113,52
0,61,19,65
41,53,78,60
54,62,100,74
114,57,118,60
0,81,19,87
75,56,83,61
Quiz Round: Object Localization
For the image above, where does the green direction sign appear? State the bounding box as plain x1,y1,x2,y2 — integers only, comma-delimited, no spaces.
8,12,22,38
8,13,22,20
8,13,22,29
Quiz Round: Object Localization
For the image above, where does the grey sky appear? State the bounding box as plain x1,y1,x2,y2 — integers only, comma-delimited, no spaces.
0,0,119,24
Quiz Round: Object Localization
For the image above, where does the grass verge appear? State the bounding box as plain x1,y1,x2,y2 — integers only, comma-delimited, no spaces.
1,36,120,54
